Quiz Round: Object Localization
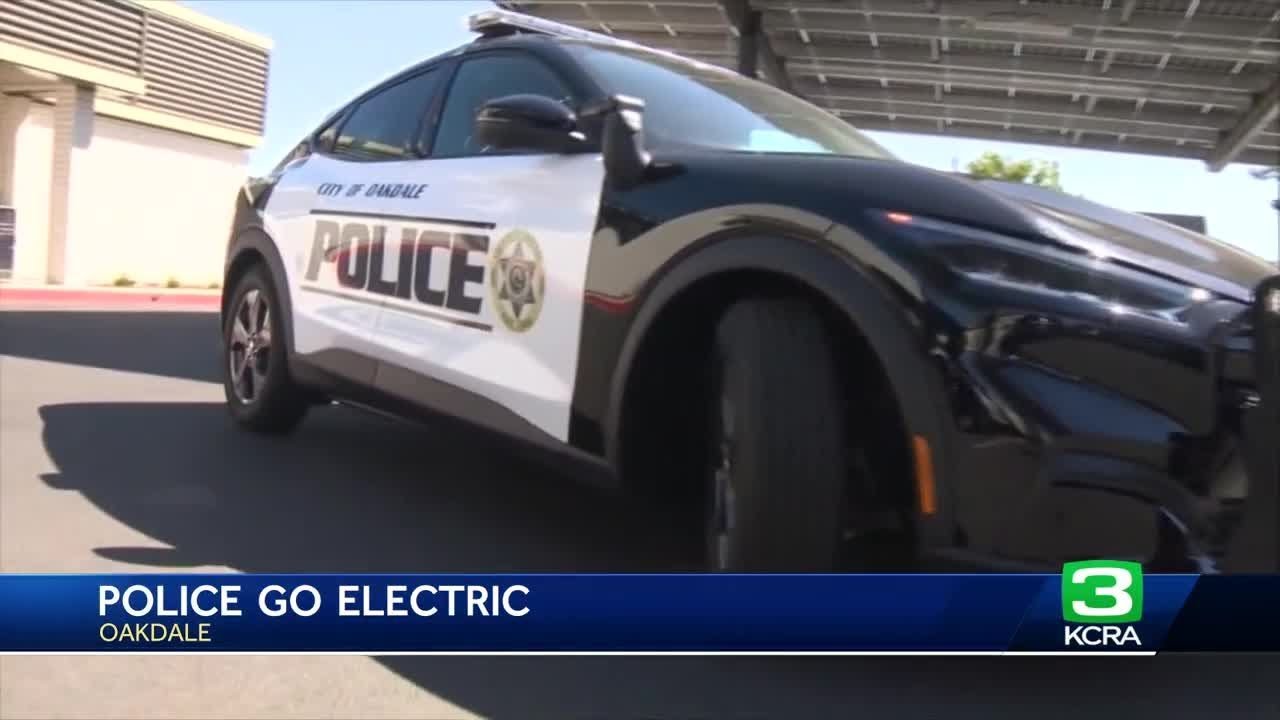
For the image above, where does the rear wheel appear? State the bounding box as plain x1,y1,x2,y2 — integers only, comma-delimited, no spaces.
223,266,308,434
704,297,847,571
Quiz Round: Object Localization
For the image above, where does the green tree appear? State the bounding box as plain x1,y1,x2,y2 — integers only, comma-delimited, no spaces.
965,151,1062,190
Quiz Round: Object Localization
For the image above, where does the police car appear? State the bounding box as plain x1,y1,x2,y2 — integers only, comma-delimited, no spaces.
222,9,1279,573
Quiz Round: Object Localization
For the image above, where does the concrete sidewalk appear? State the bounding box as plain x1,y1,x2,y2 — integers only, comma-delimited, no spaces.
0,284,221,310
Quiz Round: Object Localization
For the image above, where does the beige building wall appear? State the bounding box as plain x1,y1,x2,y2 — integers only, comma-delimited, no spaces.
2,98,53,284
0,96,15,204
0,98,248,286
73,115,248,286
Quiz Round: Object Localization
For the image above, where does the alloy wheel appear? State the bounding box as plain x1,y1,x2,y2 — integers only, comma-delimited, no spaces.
228,288,272,404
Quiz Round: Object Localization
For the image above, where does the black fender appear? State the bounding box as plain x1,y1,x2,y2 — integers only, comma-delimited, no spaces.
603,225,957,546
223,228,296,359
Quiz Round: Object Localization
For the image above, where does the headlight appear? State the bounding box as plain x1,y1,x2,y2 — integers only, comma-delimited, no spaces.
877,210,1211,323
1265,285,1280,315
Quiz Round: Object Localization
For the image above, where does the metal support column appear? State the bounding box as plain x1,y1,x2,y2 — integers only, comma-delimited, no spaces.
737,10,759,78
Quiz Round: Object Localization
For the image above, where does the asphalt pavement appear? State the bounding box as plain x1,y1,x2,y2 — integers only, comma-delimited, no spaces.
1,306,1277,719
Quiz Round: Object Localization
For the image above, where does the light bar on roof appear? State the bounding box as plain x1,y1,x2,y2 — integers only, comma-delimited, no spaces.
467,7,740,79
468,8,621,45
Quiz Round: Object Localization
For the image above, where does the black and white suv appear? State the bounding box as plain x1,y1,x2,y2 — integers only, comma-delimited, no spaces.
222,9,1279,573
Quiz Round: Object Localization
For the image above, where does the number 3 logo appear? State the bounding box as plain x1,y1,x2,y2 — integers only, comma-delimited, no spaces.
1070,567,1133,617
1061,560,1144,624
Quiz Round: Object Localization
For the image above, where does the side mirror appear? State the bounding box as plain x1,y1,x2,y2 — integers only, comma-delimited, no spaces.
473,94,584,154
588,95,652,191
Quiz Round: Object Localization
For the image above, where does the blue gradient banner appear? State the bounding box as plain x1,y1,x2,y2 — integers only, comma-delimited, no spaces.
1,572,1265,654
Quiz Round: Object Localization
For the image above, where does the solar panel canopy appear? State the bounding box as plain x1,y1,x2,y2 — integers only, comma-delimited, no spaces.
497,0,1280,170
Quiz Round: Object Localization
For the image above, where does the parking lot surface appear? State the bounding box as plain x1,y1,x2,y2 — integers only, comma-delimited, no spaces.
1,306,1277,719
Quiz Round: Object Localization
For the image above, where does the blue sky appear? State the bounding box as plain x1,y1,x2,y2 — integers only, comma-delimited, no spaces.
185,0,1279,261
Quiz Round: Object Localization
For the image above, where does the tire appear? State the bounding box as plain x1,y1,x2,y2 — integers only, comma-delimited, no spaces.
222,265,309,434
705,297,847,572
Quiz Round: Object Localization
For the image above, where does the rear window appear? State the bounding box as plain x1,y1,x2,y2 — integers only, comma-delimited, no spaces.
334,70,442,160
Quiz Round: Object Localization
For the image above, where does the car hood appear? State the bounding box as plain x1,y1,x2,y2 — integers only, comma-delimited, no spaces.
645,150,1274,304
969,178,1275,304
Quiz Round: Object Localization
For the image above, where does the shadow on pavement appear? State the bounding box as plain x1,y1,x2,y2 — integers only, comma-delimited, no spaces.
38,401,686,572
0,310,220,383
36,401,1280,719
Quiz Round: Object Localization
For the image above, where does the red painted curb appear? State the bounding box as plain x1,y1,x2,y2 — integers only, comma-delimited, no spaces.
0,287,221,309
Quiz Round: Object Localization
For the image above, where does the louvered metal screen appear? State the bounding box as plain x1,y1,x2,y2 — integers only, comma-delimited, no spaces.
136,10,268,134
0,0,144,74
0,0,268,136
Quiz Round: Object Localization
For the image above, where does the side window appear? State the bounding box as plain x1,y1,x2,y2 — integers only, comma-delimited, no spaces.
432,54,572,158
334,70,441,161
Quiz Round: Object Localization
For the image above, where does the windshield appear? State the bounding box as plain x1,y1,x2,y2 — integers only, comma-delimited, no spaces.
566,42,895,160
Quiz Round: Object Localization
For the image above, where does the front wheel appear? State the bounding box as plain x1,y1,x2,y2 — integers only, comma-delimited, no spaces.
704,297,848,572
222,266,309,434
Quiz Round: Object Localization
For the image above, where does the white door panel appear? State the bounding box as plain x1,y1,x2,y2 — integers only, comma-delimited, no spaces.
374,153,605,442
292,151,605,442
262,156,384,365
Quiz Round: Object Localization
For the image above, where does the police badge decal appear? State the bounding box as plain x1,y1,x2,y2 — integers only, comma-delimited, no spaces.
489,229,546,333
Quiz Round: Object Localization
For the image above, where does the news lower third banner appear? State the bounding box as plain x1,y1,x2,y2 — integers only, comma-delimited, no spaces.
0,569,1277,654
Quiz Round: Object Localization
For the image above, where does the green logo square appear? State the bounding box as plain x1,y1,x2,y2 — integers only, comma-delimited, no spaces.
1061,560,1144,624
